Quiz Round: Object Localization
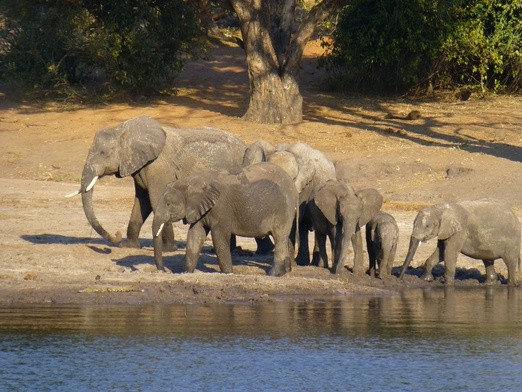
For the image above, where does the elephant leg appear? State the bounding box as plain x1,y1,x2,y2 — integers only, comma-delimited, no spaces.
295,206,311,266
386,243,397,276
161,223,178,252
483,259,497,285
269,231,291,277
422,241,443,282
378,248,388,279
441,234,466,285
184,223,208,273
351,227,365,275
211,229,233,274
122,185,151,249
326,231,337,270
311,232,328,268
502,252,519,287
366,227,377,277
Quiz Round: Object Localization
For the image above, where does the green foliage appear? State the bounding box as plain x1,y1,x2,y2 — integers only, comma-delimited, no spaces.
321,0,521,94
439,0,521,92
0,0,203,96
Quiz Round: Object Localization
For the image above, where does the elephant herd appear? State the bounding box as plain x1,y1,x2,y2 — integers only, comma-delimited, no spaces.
67,116,521,286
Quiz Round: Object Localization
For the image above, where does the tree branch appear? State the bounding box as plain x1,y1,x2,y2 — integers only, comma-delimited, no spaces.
284,0,349,75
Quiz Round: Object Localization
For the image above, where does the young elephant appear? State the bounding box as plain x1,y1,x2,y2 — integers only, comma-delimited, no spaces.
152,163,299,276
399,199,521,286
366,211,399,279
308,180,383,274
243,140,337,266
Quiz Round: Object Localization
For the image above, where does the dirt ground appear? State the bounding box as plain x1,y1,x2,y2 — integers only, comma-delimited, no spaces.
0,42,521,305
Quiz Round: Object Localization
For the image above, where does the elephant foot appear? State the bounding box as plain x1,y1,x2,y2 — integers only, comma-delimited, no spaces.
333,264,348,275
484,272,499,285
484,276,500,286
351,267,366,276
120,238,142,249
268,263,289,277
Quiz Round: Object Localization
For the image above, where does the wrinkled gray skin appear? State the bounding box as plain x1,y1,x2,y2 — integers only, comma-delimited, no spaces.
152,163,299,276
76,116,246,250
399,199,521,286
308,180,383,274
366,211,399,279
243,140,336,265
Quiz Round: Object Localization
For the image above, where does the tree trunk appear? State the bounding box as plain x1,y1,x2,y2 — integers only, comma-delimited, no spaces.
230,0,340,124
244,67,302,124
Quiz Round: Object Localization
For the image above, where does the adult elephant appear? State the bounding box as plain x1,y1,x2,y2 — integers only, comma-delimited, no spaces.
152,163,299,276
243,140,337,265
399,199,521,286
67,116,246,250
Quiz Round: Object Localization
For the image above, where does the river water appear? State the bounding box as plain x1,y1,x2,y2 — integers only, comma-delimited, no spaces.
1,287,521,391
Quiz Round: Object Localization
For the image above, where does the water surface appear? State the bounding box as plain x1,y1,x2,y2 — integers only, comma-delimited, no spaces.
1,287,521,391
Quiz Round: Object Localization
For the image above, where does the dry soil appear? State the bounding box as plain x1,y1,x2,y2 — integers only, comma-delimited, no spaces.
0,42,521,305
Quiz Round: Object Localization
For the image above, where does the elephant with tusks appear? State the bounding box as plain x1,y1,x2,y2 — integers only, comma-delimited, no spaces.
67,116,246,251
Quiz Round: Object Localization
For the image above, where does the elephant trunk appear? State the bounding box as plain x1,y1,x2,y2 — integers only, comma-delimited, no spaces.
399,237,421,279
81,165,122,244
152,216,167,272
333,215,358,274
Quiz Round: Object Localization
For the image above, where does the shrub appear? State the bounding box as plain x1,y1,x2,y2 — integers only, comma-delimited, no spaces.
321,0,521,94
438,0,521,92
0,0,203,96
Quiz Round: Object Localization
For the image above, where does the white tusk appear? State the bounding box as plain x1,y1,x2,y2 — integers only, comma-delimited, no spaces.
85,176,98,192
65,189,80,198
155,223,165,238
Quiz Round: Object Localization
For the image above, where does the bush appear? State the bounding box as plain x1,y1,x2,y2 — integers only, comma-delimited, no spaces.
438,0,521,92
321,0,521,94
0,0,203,96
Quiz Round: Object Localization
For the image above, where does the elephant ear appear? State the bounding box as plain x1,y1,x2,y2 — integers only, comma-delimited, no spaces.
438,204,466,240
355,188,383,227
268,151,299,181
243,140,275,166
119,116,167,177
294,158,316,194
314,180,344,225
185,180,221,224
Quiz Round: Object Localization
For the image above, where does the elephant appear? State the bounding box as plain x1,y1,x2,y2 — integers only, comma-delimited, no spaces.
152,162,299,276
243,140,337,265
66,116,246,250
308,179,383,274
366,211,399,279
399,199,521,286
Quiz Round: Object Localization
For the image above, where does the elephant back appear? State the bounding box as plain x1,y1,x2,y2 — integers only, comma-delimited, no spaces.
162,126,246,175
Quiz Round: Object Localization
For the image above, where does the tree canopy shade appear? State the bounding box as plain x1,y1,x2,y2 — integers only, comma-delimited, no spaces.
229,0,348,124
320,0,521,94
0,0,203,94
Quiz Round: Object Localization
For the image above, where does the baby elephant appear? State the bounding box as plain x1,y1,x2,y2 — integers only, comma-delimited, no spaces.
309,180,383,274
152,162,299,276
366,211,399,279
400,199,521,286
